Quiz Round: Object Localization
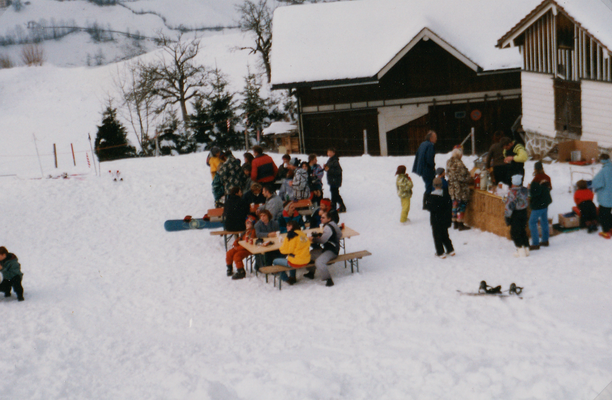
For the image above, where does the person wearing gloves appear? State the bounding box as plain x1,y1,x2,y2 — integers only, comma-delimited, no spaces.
592,153,612,238
395,165,413,223
505,174,530,257
0,246,24,301
304,210,342,287
272,220,311,285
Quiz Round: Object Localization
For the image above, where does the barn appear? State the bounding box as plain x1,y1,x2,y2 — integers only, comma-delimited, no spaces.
270,0,541,156
497,0,612,155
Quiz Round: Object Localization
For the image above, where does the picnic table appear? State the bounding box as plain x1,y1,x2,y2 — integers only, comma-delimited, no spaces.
238,225,360,275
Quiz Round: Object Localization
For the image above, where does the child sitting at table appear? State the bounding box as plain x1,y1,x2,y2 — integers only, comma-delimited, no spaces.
272,220,311,285
574,180,598,233
424,177,454,259
226,215,257,280
279,200,304,233
505,174,530,257
395,165,413,223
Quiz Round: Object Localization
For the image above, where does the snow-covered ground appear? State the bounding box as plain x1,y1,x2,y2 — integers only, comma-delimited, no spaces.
1,150,612,399
2,0,612,398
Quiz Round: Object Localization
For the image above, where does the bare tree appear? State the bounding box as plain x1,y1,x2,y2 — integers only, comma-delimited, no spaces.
21,44,45,66
236,0,273,83
146,33,209,126
114,60,159,154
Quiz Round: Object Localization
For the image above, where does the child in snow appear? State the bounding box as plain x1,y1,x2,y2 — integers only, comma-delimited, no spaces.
0,246,24,301
424,178,455,259
505,174,530,257
225,215,257,280
574,180,598,233
395,165,413,223
435,167,449,197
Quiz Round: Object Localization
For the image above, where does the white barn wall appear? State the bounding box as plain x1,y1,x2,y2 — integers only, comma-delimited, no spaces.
582,80,612,148
521,71,556,138
377,105,429,156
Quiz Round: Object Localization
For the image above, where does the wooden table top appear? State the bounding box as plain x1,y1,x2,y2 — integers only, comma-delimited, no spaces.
238,225,359,254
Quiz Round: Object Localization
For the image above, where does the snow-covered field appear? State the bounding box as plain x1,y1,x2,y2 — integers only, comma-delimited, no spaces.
2,0,612,398
1,150,612,399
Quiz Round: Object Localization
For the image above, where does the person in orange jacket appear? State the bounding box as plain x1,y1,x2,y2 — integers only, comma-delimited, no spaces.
226,215,257,280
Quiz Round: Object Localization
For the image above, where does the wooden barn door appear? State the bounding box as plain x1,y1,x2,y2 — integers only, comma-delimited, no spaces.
386,114,430,155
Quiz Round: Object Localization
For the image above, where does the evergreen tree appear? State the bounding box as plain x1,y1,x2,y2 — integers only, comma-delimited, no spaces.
155,110,196,155
94,104,136,161
189,97,214,145
200,67,242,150
240,70,268,146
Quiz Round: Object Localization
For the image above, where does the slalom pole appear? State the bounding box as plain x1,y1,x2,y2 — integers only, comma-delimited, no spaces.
32,133,44,178
88,133,99,176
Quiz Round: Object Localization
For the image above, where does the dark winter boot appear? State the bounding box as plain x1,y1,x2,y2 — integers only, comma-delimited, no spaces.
453,221,459,230
226,265,233,277
3,291,10,298
303,270,316,280
325,278,334,287
232,269,246,280
457,222,471,231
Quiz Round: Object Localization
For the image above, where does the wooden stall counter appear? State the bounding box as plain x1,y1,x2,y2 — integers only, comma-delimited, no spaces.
464,189,512,240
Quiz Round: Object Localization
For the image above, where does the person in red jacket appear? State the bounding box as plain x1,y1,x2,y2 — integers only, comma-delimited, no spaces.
250,145,278,184
225,215,257,279
574,180,598,233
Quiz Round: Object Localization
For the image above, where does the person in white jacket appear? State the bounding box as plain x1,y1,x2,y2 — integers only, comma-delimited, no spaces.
304,211,342,287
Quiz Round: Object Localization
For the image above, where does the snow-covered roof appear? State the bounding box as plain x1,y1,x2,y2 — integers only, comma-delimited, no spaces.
271,0,541,87
263,121,297,135
498,0,612,53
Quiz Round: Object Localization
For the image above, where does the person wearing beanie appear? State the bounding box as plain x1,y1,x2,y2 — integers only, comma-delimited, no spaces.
446,145,472,231
0,246,24,301
528,162,553,250
225,216,257,279
505,174,530,257
424,177,455,259
395,165,413,223
592,153,612,238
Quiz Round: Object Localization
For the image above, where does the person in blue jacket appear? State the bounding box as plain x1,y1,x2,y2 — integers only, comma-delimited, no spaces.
412,131,437,199
0,246,24,301
592,153,612,237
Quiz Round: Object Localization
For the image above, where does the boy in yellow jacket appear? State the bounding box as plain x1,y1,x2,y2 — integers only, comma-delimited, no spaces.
272,220,311,285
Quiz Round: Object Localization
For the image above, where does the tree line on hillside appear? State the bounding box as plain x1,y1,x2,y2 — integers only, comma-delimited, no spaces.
95,33,295,162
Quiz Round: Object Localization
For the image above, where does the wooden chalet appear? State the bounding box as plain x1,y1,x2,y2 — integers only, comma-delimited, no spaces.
498,0,612,154
271,0,540,156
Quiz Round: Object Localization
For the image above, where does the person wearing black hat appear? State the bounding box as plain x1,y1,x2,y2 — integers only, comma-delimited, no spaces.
528,161,552,250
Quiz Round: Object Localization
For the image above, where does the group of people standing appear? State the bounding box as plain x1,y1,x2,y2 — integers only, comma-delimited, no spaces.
405,128,612,258
211,145,347,286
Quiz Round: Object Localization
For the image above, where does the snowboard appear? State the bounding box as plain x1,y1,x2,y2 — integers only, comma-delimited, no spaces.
164,219,224,232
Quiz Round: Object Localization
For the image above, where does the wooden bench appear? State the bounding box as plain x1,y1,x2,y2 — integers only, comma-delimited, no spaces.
259,250,372,290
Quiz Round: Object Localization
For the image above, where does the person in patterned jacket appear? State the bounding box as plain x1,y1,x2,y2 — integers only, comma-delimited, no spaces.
446,145,472,231
395,165,413,223
217,151,247,197
505,174,530,257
